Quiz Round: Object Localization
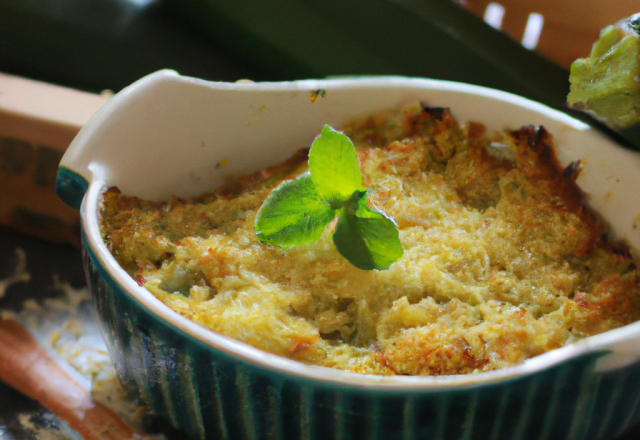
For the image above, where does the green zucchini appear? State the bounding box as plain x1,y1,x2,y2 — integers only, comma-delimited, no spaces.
568,13,640,130
170,0,640,150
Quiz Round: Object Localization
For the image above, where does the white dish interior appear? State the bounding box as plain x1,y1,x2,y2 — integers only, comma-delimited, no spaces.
63,70,640,388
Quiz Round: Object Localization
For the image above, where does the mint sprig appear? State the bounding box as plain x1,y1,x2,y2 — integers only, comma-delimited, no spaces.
308,125,364,206
253,176,335,246
255,125,403,270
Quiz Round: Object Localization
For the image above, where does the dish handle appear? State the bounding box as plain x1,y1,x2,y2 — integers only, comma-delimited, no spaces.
55,69,181,210
56,166,89,210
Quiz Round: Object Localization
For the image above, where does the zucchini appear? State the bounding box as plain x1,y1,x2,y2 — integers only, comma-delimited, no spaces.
170,0,640,150
568,13,640,129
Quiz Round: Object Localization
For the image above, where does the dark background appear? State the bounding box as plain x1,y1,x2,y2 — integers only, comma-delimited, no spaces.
0,0,638,439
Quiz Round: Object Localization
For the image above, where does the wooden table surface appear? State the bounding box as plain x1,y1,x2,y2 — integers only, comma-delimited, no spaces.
460,0,640,69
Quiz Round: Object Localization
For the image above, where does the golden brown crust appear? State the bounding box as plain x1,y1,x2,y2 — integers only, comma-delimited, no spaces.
100,104,640,376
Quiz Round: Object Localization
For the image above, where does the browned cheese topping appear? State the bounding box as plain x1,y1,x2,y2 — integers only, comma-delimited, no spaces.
100,104,640,376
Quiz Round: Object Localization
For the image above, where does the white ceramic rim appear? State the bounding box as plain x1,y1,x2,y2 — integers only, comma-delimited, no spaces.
78,71,640,391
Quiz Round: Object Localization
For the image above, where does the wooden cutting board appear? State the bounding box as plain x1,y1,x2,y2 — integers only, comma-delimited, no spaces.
0,73,110,246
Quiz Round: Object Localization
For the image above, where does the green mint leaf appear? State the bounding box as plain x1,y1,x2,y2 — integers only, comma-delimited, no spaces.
332,192,403,270
309,125,364,207
255,176,335,248
254,125,403,270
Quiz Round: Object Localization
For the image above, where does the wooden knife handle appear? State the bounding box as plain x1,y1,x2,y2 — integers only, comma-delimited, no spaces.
0,317,142,440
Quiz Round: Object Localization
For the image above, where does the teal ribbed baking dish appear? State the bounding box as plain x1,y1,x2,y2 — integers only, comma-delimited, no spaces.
57,70,640,440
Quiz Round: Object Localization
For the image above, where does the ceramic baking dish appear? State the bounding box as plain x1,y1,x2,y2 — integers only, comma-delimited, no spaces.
57,70,640,440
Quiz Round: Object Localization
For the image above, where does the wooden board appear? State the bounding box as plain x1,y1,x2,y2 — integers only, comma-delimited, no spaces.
0,73,110,245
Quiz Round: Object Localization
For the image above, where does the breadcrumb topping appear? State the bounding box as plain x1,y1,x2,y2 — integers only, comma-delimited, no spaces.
100,104,640,376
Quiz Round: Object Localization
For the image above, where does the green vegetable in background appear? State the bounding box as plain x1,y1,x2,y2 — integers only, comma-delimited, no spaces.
255,125,403,270
567,13,640,129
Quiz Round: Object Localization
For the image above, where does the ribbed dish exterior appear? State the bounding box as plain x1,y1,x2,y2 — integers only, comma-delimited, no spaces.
83,243,640,440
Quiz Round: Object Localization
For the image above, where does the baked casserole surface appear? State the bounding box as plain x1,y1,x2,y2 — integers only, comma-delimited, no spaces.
100,104,640,376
